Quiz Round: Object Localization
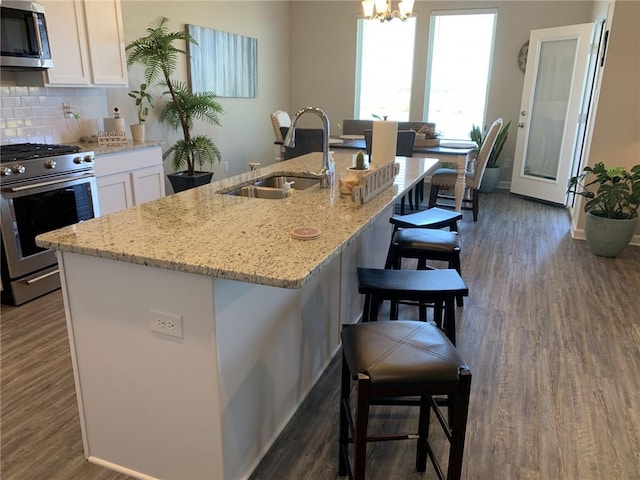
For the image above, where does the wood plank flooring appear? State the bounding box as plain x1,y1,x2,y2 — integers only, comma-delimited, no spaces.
2,191,639,480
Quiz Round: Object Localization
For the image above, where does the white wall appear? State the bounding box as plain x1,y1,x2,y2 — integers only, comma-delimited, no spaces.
589,0,639,175
573,0,640,234
288,1,595,185
0,83,108,144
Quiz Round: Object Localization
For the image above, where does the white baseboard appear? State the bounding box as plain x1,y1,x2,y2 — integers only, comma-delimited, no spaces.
490,182,640,248
569,228,640,247
88,457,159,480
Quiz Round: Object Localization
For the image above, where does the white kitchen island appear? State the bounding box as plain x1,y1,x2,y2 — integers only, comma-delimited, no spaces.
36,152,439,480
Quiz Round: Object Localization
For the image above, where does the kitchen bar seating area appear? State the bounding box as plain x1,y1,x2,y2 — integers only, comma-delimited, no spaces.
30,150,450,479
2,117,638,480
3,190,640,479
2,0,639,479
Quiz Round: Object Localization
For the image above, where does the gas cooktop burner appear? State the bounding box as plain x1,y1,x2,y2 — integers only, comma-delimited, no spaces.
0,143,82,162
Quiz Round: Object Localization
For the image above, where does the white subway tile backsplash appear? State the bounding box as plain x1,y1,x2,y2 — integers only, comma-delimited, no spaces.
11,86,29,96
14,107,33,117
21,96,39,106
1,86,107,144
2,96,20,107
31,106,48,117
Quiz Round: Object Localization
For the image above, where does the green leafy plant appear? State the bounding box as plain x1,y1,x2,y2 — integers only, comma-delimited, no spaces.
469,125,483,147
128,83,153,124
567,162,640,219
126,16,224,176
159,80,223,172
469,121,511,168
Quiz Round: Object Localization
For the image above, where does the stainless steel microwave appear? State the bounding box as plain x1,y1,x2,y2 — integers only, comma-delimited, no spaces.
0,1,52,69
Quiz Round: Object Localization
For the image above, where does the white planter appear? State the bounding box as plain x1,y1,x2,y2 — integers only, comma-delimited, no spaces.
130,123,145,143
585,212,638,257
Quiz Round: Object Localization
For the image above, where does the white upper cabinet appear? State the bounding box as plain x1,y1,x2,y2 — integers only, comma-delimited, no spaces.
42,0,127,86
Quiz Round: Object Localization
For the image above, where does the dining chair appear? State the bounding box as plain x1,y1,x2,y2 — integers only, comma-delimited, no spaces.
428,118,503,221
279,127,324,159
270,110,291,143
271,111,291,161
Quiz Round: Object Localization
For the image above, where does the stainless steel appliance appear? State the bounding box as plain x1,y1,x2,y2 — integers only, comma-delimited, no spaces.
0,1,52,70
0,143,98,305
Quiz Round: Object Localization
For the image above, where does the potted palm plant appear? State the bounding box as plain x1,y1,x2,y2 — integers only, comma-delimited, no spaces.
568,162,640,257
470,120,511,193
128,82,152,143
126,16,224,193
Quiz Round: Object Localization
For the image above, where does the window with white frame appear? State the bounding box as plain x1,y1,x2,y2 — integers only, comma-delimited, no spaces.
355,17,416,121
424,10,497,139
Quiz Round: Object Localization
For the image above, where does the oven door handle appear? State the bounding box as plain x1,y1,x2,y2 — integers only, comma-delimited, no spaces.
6,173,96,192
26,268,60,285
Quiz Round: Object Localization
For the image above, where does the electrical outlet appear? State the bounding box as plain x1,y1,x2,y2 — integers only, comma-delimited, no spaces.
224,161,229,172
62,103,75,118
503,157,511,168
149,309,183,338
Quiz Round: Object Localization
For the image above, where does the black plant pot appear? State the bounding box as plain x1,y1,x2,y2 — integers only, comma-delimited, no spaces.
167,171,214,193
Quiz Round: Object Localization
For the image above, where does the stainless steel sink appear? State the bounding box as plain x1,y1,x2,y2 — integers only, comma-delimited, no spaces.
253,175,321,190
222,174,321,199
226,185,290,199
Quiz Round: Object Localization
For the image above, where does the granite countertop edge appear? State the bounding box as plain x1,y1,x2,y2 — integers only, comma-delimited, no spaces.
78,140,164,156
36,152,440,289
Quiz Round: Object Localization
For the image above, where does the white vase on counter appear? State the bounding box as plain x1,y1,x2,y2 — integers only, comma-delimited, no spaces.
130,123,145,143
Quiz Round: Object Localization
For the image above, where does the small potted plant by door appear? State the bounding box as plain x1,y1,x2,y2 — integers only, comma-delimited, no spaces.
568,162,640,257
126,17,224,193
128,83,152,143
470,120,511,193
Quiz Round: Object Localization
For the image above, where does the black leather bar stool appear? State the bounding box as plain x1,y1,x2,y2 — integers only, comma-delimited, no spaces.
387,229,461,271
357,267,468,345
385,228,463,307
390,207,462,233
338,321,472,480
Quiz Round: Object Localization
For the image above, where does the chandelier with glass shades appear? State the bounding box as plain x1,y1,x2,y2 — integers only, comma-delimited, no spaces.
362,0,415,22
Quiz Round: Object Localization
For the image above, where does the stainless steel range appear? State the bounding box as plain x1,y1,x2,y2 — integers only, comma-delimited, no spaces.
0,143,99,305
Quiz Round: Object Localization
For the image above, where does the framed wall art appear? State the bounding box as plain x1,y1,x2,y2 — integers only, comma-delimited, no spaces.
186,24,257,98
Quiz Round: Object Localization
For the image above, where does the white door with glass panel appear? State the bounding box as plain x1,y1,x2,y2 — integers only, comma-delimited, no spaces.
510,23,595,204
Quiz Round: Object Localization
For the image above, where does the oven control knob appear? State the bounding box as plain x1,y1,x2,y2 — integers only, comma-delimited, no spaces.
0,167,12,177
12,164,26,174
73,156,84,164
45,159,57,169
84,155,94,163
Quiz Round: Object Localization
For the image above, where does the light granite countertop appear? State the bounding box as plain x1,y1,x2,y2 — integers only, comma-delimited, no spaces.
77,140,164,156
36,152,439,289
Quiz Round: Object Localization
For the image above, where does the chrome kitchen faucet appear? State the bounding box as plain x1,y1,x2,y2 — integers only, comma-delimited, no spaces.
283,106,334,187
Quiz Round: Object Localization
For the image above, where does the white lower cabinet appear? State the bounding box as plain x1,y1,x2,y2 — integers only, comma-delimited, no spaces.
95,147,165,216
